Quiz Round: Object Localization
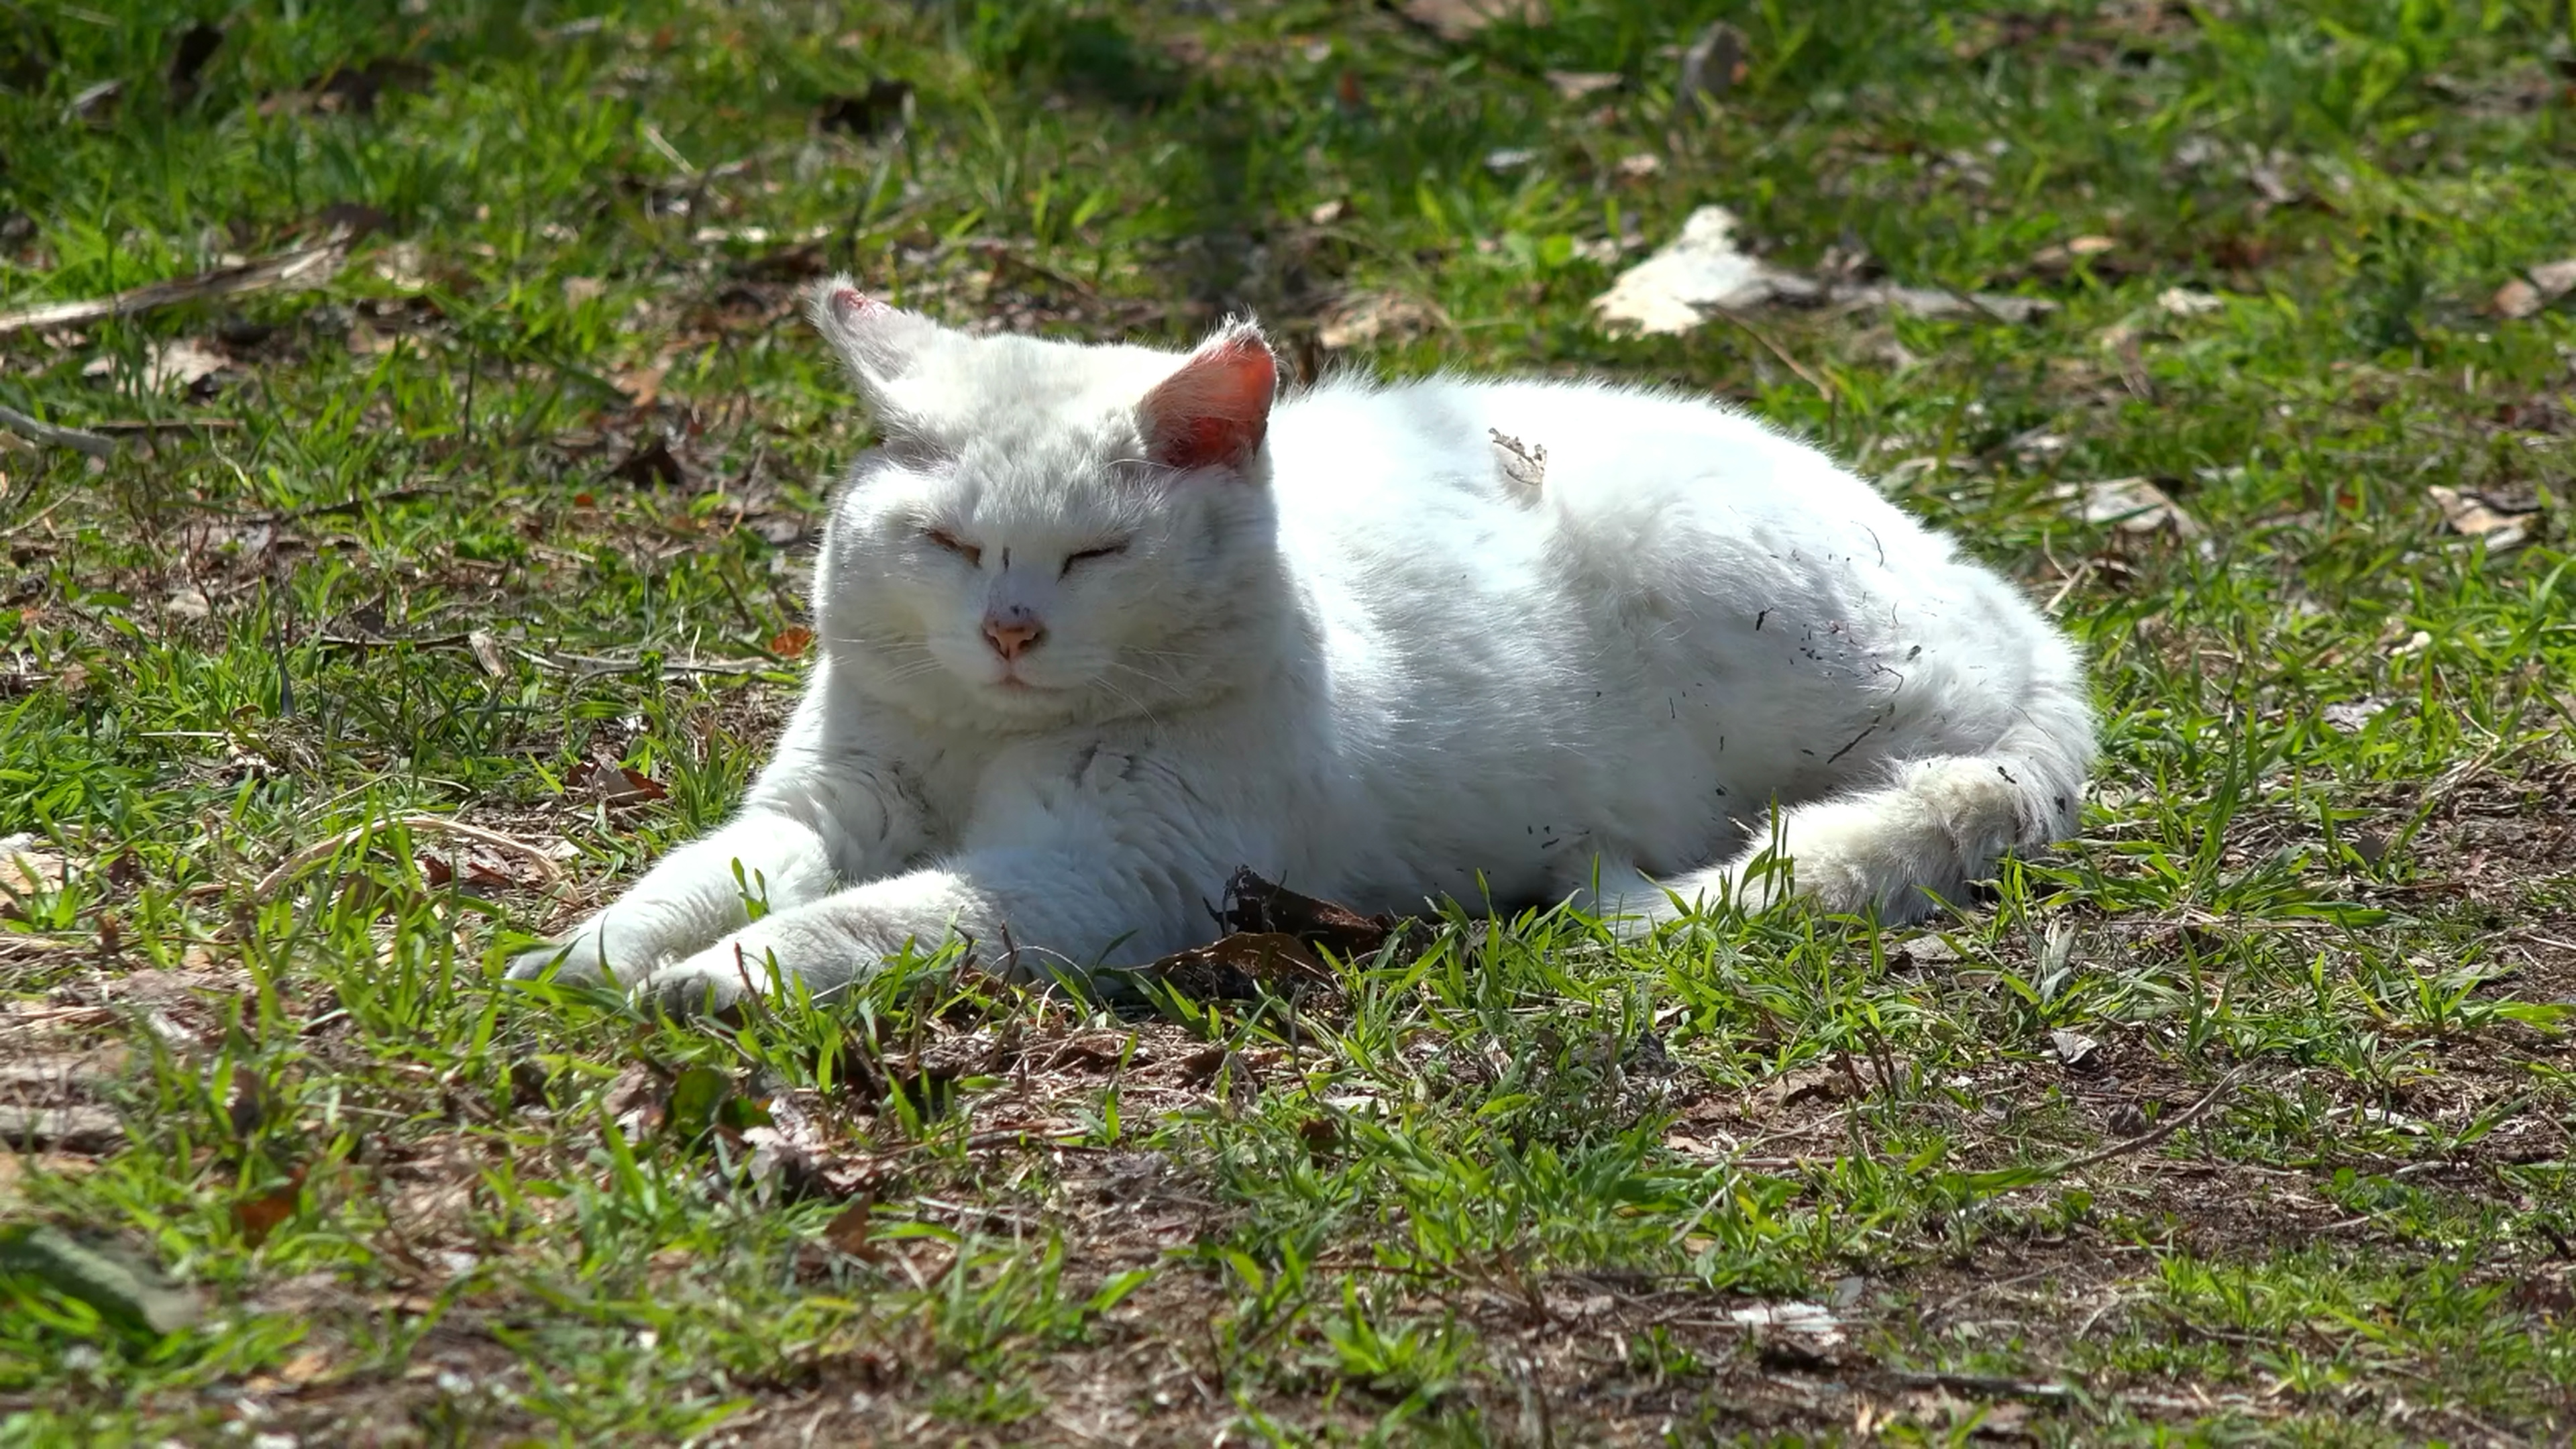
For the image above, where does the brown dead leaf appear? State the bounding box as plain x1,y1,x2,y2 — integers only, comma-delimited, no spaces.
612,362,667,409
767,625,814,658
1401,0,1550,42
1140,932,1333,1000
2493,277,2544,320
566,760,669,809
233,1169,307,1246
2499,257,2576,319
1749,1064,1849,1118
820,1197,879,1259
1217,868,1401,960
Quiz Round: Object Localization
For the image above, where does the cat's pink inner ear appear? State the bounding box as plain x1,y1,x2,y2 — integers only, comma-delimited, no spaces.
1140,333,1277,472
830,286,890,320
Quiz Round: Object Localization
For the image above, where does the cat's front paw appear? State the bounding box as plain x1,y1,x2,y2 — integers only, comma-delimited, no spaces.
634,926,871,1016
504,913,685,987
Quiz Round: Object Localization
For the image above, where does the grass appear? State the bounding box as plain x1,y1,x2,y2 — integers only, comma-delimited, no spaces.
2,0,2574,1442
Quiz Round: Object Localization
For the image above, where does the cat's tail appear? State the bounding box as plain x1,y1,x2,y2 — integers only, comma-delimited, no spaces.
1619,659,2095,928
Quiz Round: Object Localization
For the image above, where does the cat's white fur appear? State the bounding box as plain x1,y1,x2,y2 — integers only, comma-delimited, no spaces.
507,282,2094,1010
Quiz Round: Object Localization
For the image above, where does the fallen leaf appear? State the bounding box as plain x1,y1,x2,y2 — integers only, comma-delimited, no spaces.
1490,429,1546,495
1613,152,1663,178
1318,290,1438,350
2049,1028,2102,1068
567,761,669,808
81,338,231,394
467,629,509,680
0,835,66,906
819,1197,879,1258
164,586,211,620
1217,867,1401,959
2533,258,2576,300
1133,932,1334,1000
276,1347,332,1386
2428,485,2536,551
233,1169,306,1246
1750,1064,1848,1116
1307,199,1347,225
66,79,123,126
2029,235,2117,274
2492,277,2543,320
2059,477,2200,537
1593,206,2051,335
1546,70,1622,101
561,276,606,308
372,241,430,291
1591,206,1802,332
1400,0,1550,42
1893,935,1962,969
1676,21,1748,113
1727,1299,1845,1346
2320,698,2390,733
767,625,814,658
0,1152,97,1209
612,362,667,409
2156,286,2224,318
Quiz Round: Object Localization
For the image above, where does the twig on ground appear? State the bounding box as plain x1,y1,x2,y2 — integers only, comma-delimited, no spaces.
1710,308,1837,406
0,403,117,458
252,815,564,900
2051,1067,2245,1175
0,241,347,336
85,418,242,435
1884,1368,2076,1401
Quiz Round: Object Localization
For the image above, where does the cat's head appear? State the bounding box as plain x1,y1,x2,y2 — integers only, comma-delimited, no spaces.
803,280,1287,730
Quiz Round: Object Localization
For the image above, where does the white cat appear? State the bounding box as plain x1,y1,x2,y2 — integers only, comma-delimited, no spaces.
507,281,2095,1010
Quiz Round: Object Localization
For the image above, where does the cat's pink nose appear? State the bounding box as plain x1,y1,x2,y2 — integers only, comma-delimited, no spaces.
983,608,1045,661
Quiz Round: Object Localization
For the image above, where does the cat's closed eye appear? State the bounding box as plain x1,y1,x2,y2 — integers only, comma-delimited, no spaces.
1061,541,1128,577
924,529,983,566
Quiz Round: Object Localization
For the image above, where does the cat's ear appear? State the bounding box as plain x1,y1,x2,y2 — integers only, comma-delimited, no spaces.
1138,319,1277,474
805,278,943,397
